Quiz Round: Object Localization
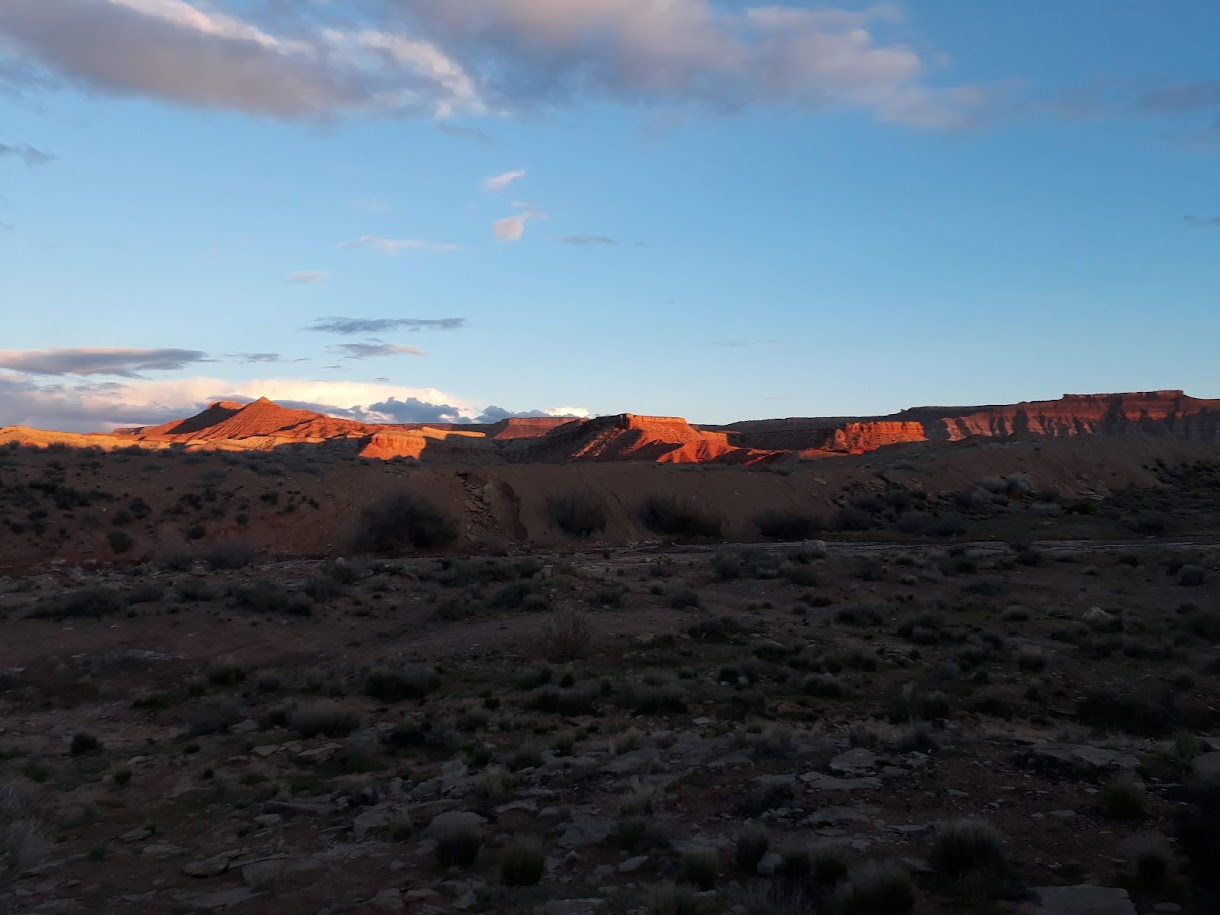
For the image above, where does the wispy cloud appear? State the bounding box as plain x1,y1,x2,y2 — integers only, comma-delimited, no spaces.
308,317,466,335
484,168,525,192
0,347,209,378
437,122,492,144
553,235,618,246
289,270,329,284
226,353,308,365
1185,215,1220,228
338,235,461,253
0,0,982,128
328,343,426,359
494,202,547,241
0,142,55,166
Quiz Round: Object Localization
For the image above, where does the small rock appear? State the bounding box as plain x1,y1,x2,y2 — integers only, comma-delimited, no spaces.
182,852,235,878
829,748,877,776
619,855,648,873
756,852,783,877
452,890,477,910
253,814,282,828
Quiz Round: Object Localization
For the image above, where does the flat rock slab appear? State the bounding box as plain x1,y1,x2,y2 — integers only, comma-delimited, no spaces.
829,748,878,776
1192,751,1220,778
541,901,603,915
1027,744,1139,774
1032,885,1136,915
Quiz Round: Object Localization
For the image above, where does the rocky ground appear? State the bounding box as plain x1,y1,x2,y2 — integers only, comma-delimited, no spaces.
2,528,1219,914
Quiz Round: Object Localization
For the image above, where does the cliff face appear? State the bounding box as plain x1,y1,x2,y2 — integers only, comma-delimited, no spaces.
828,422,927,454
514,414,768,463
930,392,1220,443
4,390,1218,463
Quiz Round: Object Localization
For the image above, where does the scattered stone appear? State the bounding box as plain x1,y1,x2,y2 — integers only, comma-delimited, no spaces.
118,827,152,843
452,890,477,909
829,748,877,776
182,852,236,878
252,814,282,828
619,855,648,873
541,900,603,915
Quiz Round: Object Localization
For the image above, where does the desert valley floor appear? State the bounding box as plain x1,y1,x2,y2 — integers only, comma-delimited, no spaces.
1,397,1219,915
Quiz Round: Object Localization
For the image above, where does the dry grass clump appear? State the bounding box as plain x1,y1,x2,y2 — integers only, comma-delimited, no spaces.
498,836,547,886
545,608,596,661
639,496,723,539
289,701,361,738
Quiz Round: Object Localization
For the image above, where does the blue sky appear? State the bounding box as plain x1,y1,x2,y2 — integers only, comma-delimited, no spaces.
1,1,1217,430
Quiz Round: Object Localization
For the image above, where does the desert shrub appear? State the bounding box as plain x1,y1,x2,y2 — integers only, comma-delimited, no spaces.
619,681,688,714
31,586,128,620
547,491,608,538
1174,773,1220,890
434,816,483,868
682,849,719,890
639,496,723,539
804,674,846,699
755,509,824,540
107,531,133,554
1101,775,1146,820
752,726,795,759
735,825,770,872
363,665,439,702
126,582,164,604
354,492,457,552
176,579,218,602
206,662,245,687
204,541,255,570
1130,837,1172,889
834,506,877,532
476,767,517,804
499,836,546,886
621,779,657,816
231,580,312,616
928,818,1006,881
832,860,915,915
186,698,242,736
1179,565,1207,587
289,701,360,738
545,608,596,661
69,732,101,756
688,616,746,642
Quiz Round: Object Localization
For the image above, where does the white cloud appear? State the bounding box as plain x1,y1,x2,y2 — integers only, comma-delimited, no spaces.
0,374,588,434
493,202,547,241
484,168,526,192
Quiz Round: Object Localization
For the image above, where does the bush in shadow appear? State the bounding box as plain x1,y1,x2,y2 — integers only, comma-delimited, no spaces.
547,491,608,538
354,492,458,552
639,496,723,539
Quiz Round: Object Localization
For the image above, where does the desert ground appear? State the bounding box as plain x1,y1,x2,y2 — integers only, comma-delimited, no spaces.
1,433,1219,915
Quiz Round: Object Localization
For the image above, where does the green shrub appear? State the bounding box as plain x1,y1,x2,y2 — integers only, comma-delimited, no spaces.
928,818,1006,880
832,860,915,914
755,509,824,540
364,665,439,702
1101,775,1146,820
499,836,546,886
31,587,128,619
69,732,101,756
107,531,133,554
204,541,255,570
639,496,723,539
354,492,457,552
547,491,608,538
434,816,483,868
289,701,360,738
735,825,770,872
681,849,719,890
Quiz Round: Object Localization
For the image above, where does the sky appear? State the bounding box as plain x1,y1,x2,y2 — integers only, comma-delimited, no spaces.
1,1,1218,431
